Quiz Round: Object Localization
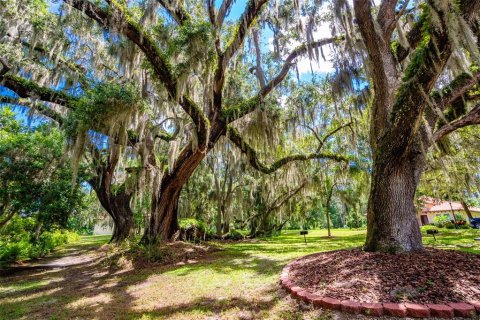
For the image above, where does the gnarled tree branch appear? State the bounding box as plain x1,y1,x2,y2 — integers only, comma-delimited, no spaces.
227,126,348,174
433,103,480,142
156,0,190,25
222,37,340,122
64,0,209,139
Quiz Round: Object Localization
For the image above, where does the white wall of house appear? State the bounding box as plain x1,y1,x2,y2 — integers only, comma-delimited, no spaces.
93,216,114,235
418,210,480,225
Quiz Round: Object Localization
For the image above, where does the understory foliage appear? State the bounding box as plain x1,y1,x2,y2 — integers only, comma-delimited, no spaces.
0,108,84,262
0,215,78,263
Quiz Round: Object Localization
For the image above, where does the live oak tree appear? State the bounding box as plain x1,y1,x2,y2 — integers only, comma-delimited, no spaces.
349,0,480,252
1,0,350,244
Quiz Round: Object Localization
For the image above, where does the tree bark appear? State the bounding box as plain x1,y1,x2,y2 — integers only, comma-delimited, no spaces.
461,200,474,220
364,147,425,252
92,183,135,243
325,184,334,237
142,124,225,244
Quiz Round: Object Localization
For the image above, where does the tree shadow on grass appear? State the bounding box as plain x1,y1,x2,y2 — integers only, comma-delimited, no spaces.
129,291,279,319
0,231,369,319
0,241,285,319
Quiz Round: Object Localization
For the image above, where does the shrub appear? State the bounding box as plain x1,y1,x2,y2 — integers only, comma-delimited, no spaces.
223,229,247,240
0,227,79,263
433,215,450,228
178,218,211,241
444,222,456,229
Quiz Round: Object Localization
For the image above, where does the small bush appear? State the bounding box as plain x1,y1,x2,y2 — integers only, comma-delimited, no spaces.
0,228,79,263
178,218,211,242
444,222,456,229
223,229,247,240
433,215,450,228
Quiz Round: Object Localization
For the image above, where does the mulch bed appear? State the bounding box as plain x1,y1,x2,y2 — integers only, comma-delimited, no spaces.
288,248,480,304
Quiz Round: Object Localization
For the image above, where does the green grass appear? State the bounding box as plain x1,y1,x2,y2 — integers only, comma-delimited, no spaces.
0,228,479,320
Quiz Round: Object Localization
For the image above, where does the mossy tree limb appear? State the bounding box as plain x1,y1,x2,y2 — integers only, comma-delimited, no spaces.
64,0,209,136
433,103,480,141
1,73,78,107
222,37,340,123
226,126,349,174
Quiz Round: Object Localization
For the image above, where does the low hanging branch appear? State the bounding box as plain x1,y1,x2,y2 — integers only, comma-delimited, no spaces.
0,71,175,143
222,37,341,122
0,72,77,107
226,126,348,174
433,104,480,142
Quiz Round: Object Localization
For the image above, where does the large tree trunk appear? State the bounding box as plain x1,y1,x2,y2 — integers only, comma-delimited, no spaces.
89,144,135,243
108,193,135,242
142,180,183,243
92,183,135,243
461,200,474,220
142,127,224,244
364,147,425,252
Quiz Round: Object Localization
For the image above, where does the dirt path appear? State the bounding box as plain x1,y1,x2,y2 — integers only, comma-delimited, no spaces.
0,236,107,276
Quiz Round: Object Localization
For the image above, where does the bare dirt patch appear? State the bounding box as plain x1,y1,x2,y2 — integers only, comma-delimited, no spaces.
103,241,221,270
288,248,480,304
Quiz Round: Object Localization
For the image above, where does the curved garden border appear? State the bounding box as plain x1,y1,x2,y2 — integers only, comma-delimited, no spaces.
280,259,480,318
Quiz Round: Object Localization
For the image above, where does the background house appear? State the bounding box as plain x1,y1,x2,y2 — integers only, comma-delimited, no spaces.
417,196,480,225
93,213,114,235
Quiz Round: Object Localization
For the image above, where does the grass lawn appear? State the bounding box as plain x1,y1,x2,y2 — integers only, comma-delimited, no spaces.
0,228,479,320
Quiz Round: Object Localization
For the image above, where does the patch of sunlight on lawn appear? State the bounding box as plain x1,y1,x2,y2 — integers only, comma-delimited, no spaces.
0,277,62,295
422,228,480,254
66,292,113,309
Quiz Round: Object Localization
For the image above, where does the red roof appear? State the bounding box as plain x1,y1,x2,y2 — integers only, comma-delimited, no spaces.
421,200,480,213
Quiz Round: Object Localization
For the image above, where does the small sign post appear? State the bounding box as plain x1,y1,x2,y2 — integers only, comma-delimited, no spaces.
426,229,438,241
300,230,308,244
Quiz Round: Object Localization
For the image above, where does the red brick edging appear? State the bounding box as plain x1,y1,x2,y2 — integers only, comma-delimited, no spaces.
280,261,480,318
